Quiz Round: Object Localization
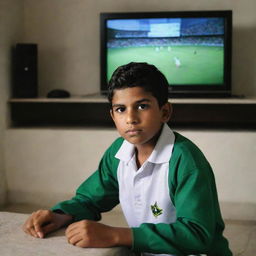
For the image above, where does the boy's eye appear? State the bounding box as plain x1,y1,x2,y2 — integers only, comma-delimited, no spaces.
138,104,149,110
114,107,126,113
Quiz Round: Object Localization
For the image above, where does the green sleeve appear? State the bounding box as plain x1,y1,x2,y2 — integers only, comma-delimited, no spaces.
51,138,123,222
132,133,232,255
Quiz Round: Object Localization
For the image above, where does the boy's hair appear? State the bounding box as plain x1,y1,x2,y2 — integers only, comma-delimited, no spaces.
108,62,169,107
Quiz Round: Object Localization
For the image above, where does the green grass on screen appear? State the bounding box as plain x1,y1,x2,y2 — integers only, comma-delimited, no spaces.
107,45,224,85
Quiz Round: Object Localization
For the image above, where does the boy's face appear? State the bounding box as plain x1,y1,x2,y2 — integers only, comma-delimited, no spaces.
110,87,171,149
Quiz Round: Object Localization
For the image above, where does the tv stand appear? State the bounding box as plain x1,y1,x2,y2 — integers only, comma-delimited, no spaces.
9,95,256,129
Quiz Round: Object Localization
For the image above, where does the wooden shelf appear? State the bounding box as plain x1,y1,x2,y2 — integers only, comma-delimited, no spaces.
9,95,256,129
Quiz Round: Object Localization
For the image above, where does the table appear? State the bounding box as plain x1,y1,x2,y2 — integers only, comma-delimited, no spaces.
0,211,133,256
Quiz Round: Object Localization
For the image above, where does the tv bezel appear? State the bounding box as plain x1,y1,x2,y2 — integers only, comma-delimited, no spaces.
100,10,232,98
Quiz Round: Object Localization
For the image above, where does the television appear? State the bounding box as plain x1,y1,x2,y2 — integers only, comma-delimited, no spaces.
100,10,232,98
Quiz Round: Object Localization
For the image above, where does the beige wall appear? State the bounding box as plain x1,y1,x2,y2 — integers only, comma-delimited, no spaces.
1,0,256,220
0,0,23,205
22,0,256,96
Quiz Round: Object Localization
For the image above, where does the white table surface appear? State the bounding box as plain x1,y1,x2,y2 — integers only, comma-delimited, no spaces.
0,211,133,256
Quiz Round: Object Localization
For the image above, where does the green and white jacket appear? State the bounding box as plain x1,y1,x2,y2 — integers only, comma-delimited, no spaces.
52,124,232,256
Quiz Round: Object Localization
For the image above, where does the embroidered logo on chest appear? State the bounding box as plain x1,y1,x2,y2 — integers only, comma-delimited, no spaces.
151,201,163,217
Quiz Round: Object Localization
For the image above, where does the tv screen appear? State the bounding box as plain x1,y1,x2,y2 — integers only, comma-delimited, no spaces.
100,11,232,97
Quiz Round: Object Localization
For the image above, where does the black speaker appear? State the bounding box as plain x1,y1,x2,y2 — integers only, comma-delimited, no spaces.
12,43,38,98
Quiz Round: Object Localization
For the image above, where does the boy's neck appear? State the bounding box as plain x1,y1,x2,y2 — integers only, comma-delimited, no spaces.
135,148,151,169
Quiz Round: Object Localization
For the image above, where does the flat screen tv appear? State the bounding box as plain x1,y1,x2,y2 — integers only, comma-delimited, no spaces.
100,10,232,98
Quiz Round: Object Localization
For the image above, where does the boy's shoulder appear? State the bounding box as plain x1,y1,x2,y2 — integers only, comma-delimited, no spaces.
171,131,210,171
173,131,203,155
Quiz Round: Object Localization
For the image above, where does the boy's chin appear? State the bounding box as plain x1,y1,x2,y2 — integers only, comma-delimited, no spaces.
124,136,154,147
124,135,143,145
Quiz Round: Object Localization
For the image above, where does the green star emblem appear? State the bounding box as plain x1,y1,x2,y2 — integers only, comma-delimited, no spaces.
151,201,163,217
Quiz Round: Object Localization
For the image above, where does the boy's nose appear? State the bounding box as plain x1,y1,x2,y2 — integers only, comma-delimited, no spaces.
126,110,139,124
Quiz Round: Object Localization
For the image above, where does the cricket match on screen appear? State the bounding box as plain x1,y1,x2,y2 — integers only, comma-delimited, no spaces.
106,17,225,86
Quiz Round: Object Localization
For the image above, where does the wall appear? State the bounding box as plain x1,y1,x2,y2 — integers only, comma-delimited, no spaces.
2,0,256,220
0,0,23,206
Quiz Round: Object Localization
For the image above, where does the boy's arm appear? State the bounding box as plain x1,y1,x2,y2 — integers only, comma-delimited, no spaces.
65,219,132,248
130,134,231,256
23,138,122,239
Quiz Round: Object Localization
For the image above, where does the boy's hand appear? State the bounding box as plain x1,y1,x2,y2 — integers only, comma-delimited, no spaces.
23,209,73,238
65,220,132,248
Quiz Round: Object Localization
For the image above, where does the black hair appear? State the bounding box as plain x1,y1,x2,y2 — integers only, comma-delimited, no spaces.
108,62,169,107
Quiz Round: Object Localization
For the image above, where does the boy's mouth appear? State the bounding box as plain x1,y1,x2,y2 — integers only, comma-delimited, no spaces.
126,129,142,136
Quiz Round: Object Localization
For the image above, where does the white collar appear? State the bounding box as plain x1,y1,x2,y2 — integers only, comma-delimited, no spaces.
115,123,175,164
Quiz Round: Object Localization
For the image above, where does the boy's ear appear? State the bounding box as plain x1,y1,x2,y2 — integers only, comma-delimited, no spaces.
161,102,172,123
110,109,114,120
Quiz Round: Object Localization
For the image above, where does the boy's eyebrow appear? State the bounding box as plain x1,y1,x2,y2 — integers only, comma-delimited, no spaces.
136,98,151,104
112,98,151,108
111,103,125,108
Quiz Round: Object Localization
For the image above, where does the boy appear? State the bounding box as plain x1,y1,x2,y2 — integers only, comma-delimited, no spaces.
23,62,232,255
